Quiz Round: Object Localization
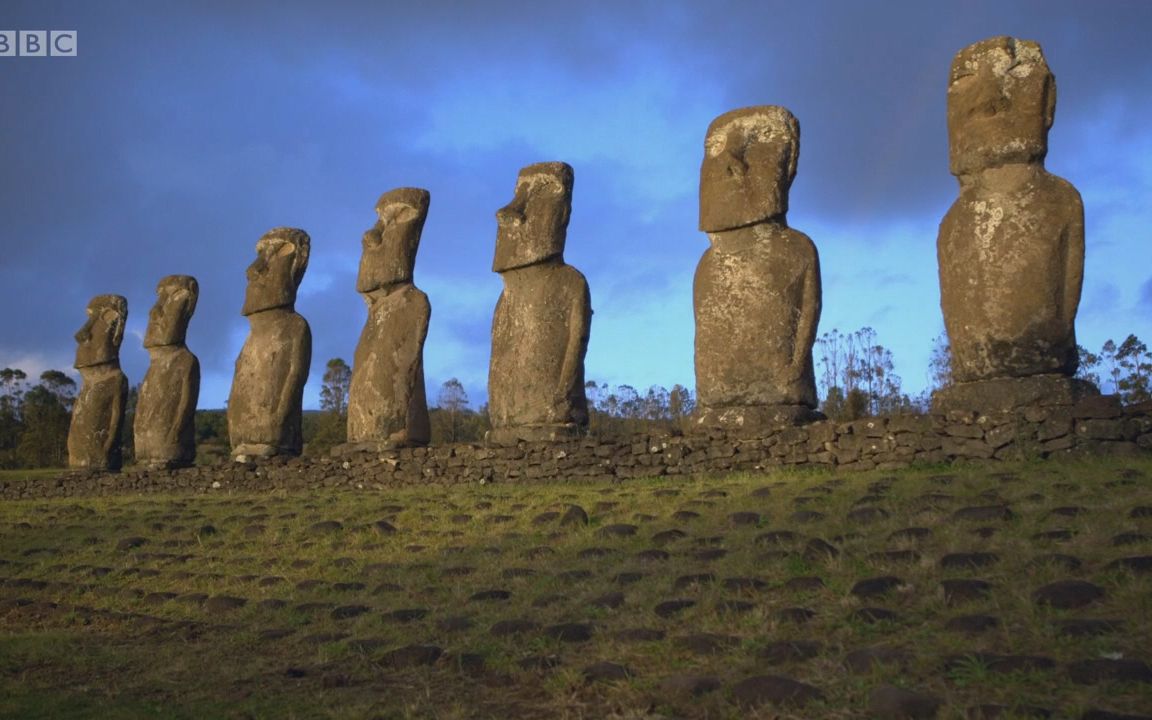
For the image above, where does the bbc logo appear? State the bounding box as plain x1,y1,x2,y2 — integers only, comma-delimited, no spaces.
0,31,78,57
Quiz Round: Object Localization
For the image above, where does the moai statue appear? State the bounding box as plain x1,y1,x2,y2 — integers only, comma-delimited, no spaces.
227,228,312,459
134,275,201,469
68,295,129,470
487,161,592,444
934,36,1094,413
342,188,432,451
693,106,822,432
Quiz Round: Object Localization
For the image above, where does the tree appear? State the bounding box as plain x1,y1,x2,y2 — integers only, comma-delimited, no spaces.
668,384,695,426
1116,334,1151,404
928,332,953,392
1086,336,1151,405
1100,339,1122,394
16,371,75,468
816,327,912,420
319,358,352,416
0,368,28,467
307,358,351,455
436,378,469,443
1076,344,1101,389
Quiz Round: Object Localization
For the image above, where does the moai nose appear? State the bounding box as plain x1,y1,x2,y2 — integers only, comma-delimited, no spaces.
724,149,748,178
497,203,524,226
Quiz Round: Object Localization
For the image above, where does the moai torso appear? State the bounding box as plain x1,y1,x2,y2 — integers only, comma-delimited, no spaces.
693,106,821,427
694,222,820,408
68,295,129,470
489,261,591,429
348,285,431,445
227,228,312,459
937,36,1084,383
487,162,591,442
346,188,432,448
939,165,1083,380
135,348,200,468
135,275,201,469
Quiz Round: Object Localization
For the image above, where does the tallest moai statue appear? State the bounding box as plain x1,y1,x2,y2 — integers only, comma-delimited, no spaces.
934,36,1096,413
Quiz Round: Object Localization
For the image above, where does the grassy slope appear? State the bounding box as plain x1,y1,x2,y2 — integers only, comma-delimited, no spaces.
1,457,1150,719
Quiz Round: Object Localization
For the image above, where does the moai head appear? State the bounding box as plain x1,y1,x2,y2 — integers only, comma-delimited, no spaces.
699,105,799,233
357,188,430,294
144,275,199,348
948,36,1056,176
493,161,573,273
74,294,127,369
241,227,311,316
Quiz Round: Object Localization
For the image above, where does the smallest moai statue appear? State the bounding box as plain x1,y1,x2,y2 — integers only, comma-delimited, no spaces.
68,295,129,471
134,275,201,469
227,227,312,460
693,106,822,433
487,161,592,444
343,188,432,451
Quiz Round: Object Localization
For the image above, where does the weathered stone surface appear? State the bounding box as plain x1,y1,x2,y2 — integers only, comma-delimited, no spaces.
934,375,1097,415
487,162,591,444
135,276,200,469
227,228,312,459
694,106,822,433
345,188,431,450
936,37,1087,404
68,295,129,471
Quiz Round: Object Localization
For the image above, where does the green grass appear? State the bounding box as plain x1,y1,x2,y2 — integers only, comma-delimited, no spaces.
0,468,64,482
1,457,1151,718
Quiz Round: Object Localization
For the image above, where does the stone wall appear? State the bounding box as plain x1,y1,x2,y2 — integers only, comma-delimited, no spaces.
4,395,1150,500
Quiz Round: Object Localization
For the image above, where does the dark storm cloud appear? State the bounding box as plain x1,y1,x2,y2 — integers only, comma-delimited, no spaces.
2,0,1149,404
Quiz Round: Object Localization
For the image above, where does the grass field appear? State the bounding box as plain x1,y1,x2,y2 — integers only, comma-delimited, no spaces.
0,468,67,483
1,458,1151,719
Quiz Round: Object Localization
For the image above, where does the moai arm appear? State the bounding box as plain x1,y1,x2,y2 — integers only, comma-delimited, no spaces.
555,279,591,421
388,292,431,444
166,357,200,447
104,374,128,460
1062,191,1086,331
791,246,822,380
278,322,312,428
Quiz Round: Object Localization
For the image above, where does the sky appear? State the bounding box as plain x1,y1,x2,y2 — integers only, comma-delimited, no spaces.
1,0,1150,410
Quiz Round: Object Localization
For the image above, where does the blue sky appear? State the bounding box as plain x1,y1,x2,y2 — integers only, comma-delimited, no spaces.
1,0,1150,409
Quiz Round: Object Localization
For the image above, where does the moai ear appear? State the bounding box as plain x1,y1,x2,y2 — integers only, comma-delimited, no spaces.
559,200,572,232
1042,73,1057,131
786,142,799,186
106,308,126,348
170,288,191,316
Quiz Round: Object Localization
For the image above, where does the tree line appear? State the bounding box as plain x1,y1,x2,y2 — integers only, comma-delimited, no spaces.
2,330,1149,468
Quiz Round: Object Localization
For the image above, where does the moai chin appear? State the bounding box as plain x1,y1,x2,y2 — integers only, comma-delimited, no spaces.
934,36,1095,413
342,187,432,452
227,227,312,460
693,106,823,433
134,275,201,469
487,161,592,444
68,294,129,471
